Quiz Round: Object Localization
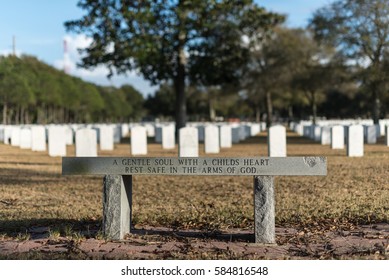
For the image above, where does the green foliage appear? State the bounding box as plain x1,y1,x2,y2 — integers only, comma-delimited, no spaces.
65,0,283,129
0,55,144,124
310,0,389,122
144,83,176,119
121,85,145,120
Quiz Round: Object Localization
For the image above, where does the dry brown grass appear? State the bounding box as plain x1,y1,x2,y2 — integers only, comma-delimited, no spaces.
0,131,388,259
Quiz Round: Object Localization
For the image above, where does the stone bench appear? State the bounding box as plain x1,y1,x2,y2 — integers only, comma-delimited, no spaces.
62,156,327,243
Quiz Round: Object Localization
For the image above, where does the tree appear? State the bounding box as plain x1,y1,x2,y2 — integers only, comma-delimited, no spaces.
144,83,176,119
120,85,144,121
65,0,283,133
310,0,389,123
243,28,323,125
0,56,34,124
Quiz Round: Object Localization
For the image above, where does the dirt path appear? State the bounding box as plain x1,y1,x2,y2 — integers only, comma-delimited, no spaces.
1,224,388,259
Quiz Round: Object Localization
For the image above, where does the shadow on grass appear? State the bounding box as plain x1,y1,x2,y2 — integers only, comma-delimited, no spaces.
130,227,255,243
0,218,101,239
239,133,318,145
0,218,255,242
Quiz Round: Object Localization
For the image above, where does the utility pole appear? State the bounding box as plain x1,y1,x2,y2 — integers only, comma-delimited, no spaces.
12,35,16,56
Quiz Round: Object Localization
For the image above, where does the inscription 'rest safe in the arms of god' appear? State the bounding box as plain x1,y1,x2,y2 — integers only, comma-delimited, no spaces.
117,158,270,175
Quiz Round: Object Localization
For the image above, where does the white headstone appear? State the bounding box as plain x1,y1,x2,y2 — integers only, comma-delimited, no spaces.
331,125,344,149
162,125,175,149
386,125,389,147
204,125,220,154
4,126,12,144
114,126,121,143
179,127,198,157
320,127,331,145
65,127,74,145
31,126,46,151
197,126,205,142
295,124,303,136
231,127,240,143
268,125,286,157
155,126,162,143
303,126,311,137
20,128,32,149
11,127,21,146
347,125,363,157
311,125,321,141
250,124,261,136
0,126,4,142
365,125,377,144
239,125,247,141
219,125,232,148
99,125,114,151
131,126,148,155
121,124,129,138
48,126,67,157
145,124,155,137
260,122,267,131
75,128,97,157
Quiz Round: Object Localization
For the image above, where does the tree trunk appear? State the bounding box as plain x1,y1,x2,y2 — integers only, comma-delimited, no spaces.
14,107,20,125
265,91,273,127
373,97,380,124
2,102,7,125
20,106,25,124
209,97,216,122
311,91,317,125
174,73,186,135
288,106,293,121
174,29,187,138
255,105,261,123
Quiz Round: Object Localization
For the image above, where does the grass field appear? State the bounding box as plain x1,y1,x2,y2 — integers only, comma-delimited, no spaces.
0,131,388,259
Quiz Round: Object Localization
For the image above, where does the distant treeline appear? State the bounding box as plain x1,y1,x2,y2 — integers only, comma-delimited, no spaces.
0,55,144,124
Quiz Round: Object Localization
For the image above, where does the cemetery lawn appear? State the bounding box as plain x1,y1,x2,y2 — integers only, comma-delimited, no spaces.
0,131,388,260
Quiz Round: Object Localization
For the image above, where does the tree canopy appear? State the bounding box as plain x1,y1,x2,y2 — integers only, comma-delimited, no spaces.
310,0,389,123
65,0,284,132
0,55,144,124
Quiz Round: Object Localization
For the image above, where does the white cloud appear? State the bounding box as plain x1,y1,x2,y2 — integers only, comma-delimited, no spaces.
53,34,157,95
0,49,22,57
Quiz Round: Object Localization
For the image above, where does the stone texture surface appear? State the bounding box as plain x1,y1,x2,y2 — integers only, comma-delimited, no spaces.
103,175,132,240
254,176,275,244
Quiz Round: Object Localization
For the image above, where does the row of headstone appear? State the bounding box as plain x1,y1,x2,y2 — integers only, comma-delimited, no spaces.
0,121,265,158
291,119,389,157
0,124,117,157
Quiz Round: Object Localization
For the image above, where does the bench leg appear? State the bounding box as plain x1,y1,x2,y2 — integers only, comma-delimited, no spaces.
253,175,275,244
103,175,133,240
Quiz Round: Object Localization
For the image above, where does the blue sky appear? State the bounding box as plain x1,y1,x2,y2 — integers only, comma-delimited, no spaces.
0,0,334,96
